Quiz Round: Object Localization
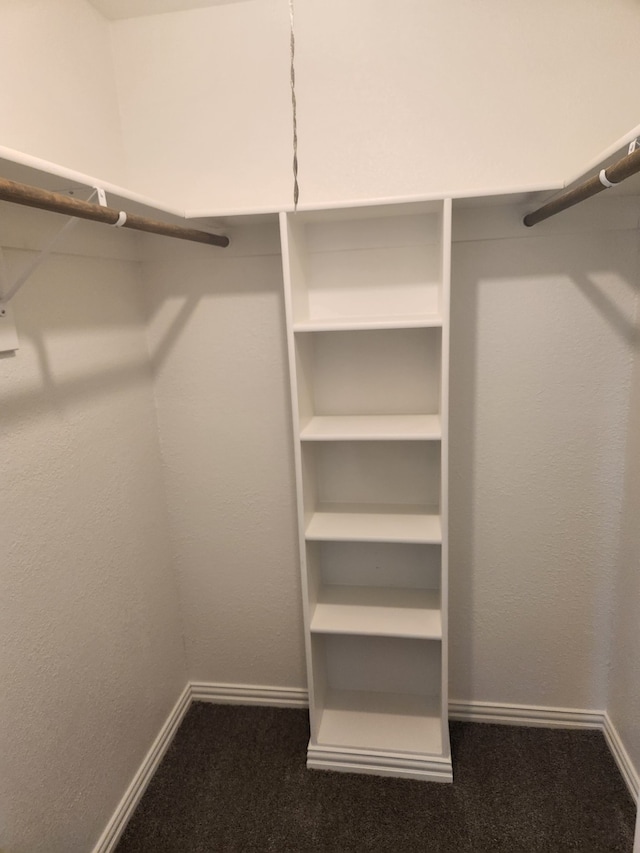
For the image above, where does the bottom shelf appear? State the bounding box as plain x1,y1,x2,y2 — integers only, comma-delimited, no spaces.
316,688,443,756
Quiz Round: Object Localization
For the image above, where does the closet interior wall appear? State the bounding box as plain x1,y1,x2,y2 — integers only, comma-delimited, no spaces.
0,0,128,185
0,206,187,853
108,0,640,211
608,239,640,773
138,222,306,689
449,195,640,717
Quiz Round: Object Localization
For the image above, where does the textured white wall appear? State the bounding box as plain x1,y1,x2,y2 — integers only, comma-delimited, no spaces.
137,194,640,724
110,0,291,210
109,0,640,211
0,208,186,853
141,225,305,686
609,249,640,775
448,198,640,711
0,0,128,183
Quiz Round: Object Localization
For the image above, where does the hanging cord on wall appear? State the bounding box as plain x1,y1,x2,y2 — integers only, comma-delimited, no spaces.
289,0,299,210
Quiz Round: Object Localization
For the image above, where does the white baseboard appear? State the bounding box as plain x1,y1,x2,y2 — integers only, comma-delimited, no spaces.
603,712,640,801
91,684,192,853
451,700,638,802
449,699,605,730
190,681,308,708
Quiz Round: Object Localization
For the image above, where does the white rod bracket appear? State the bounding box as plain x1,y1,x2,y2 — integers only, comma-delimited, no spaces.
94,186,107,207
628,138,640,155
0,300,19,352
0,188,97,307
599,169,619,189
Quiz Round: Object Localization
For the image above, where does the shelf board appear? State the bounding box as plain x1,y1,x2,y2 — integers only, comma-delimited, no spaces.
317,688,443,755
293,314,442,332
311,586,442,639
300,414,442,441
305,505,441,544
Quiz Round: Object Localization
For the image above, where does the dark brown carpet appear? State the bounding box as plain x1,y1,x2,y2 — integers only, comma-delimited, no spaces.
116,702,635,852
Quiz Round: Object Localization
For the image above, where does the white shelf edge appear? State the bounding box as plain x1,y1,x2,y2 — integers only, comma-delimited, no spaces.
0,144,186,217
300,414,442,442
0,143,564,223
184,182,561,220
310,586,442,640
293,314,443,332
305,507,442,544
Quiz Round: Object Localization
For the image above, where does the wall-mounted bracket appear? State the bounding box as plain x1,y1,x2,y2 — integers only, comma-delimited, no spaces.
0,188,100,353
0,187,98,311
628,138,640,155
0,300,19,353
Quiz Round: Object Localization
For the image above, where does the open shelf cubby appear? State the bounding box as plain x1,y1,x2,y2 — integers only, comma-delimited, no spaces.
302,440,441,545
294,327,442,433
280,199,452,782
310,634,445,759
283,201,445,329
307,541,442,640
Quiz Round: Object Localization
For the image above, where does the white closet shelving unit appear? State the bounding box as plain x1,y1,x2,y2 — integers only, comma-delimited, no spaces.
280,199,453,782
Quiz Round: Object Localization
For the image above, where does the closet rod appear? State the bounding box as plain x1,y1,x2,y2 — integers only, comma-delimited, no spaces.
0,177,229,247
523,145,640,227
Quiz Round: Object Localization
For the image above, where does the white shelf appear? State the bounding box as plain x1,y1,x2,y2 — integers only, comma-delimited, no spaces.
305,505,442,544
300,414,441,441
311,586,442,639
293,314,442,332
317,689,443,755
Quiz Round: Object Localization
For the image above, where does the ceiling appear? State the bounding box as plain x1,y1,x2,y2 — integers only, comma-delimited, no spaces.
88,0,250,20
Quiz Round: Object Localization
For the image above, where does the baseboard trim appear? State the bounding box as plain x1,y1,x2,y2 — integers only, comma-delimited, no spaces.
449,699,605,730
91,684,192,853
603,712,640,801
190,681,308,708
307,744,453,783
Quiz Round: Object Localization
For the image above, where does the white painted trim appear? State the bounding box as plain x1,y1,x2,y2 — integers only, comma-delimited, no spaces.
449,699,604,730
190,681,308,708
307,745,453,783
451,700,639,803
91,684,192,853
603,712,640,801
0,144,186,217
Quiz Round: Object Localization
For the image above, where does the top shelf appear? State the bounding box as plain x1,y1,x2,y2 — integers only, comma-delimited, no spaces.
282,208,445,327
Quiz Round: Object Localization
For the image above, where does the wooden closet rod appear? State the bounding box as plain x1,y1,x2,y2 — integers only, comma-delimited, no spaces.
0,176,230,247
523,145,640,227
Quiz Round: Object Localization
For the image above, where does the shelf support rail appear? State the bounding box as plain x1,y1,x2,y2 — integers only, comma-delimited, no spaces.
0,175,229,307
523,139,640,227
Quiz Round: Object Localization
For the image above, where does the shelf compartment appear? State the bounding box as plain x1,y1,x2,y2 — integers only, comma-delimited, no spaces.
310,586,442,639
310,541,441,590
312,633,443,755
317,689,443,756
295,327,441,421
300,414,441,441
306,507,441,544
302,441,440,510
283,202,445,326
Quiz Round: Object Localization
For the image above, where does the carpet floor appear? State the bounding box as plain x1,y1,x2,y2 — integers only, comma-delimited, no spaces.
116,703,635,852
